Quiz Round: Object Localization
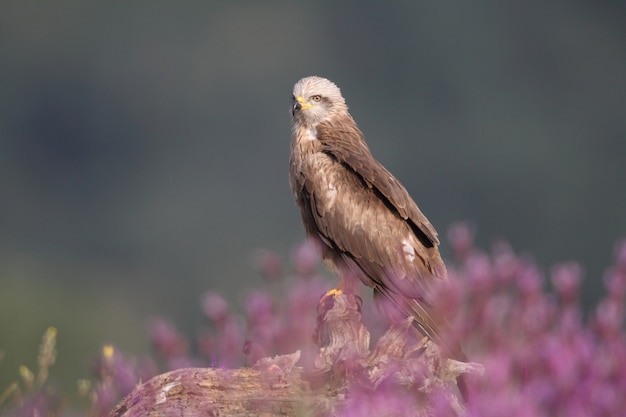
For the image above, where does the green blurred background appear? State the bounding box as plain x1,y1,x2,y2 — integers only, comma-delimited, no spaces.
1,0,625,396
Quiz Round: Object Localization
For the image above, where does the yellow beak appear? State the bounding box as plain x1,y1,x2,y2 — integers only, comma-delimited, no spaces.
296,96,314,111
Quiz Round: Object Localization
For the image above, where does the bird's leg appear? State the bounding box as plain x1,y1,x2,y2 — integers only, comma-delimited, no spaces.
319,271,360,306
319,278,346,306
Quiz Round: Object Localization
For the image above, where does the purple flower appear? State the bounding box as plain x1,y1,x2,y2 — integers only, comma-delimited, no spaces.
201,291,230,325
10,229,626,417
148,317,189,360
254,248,284,281
447,222,475,261
551,262,582,304
292,238,321,276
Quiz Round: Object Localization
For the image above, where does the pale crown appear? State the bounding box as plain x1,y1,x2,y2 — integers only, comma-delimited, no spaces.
291,76,348,127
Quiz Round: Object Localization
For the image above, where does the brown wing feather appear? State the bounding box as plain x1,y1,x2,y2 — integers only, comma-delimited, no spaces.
290,115,458,347
316,117,441,249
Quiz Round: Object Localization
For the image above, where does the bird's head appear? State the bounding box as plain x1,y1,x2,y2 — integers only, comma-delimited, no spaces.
291,76,348,127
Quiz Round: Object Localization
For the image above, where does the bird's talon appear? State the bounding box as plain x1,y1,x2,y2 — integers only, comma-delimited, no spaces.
323,288,343,299
318,288,343,310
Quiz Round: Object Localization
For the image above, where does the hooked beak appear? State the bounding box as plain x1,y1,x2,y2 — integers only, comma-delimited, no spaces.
292,96,312,116
292,99,302,115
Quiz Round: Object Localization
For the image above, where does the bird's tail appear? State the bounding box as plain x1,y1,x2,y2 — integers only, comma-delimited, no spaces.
374,288,470,401
409,297,470,401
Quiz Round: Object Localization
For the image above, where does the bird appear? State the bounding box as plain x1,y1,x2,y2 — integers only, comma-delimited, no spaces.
288,76,467,397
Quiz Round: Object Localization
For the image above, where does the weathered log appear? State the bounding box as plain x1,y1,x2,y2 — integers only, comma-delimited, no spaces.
110,293,482,417
108,356,323,417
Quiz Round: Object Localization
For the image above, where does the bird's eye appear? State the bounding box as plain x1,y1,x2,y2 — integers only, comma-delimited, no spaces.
311,95,322,102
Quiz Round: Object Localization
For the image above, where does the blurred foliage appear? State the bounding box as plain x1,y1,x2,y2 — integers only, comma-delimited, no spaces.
1,0,625,398
2,233,626,416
